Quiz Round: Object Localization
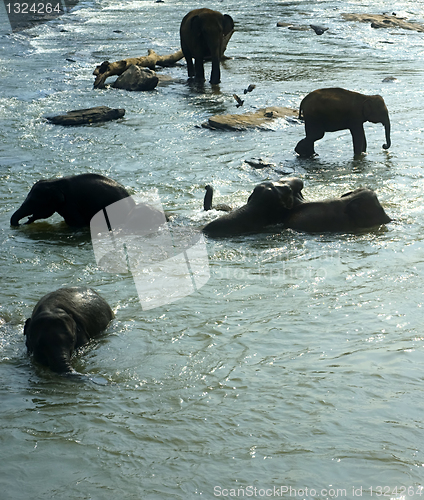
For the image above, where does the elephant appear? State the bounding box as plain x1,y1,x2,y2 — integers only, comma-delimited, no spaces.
180,8,235,84
294,87,391,157
24,287,114,373
10,173,134,227
284,187,391,232
204,185,232,212
202,177,304,237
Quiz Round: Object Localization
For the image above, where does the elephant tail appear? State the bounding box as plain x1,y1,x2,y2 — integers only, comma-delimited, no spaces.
298,104,304,120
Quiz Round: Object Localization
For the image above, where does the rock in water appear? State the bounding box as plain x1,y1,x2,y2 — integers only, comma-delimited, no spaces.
46,106,125,126
112,65,159,91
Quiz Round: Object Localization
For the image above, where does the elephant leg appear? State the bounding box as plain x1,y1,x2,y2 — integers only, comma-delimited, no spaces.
350,125,366,155
187,58,195,78
209,57,221,84
194,57,205,81
295,126,323,157
295,138,316,157
182,46,195,78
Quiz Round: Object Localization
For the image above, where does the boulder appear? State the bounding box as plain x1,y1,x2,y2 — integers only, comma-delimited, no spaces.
112,65,159,91
46,106,125,126
203,107,298,131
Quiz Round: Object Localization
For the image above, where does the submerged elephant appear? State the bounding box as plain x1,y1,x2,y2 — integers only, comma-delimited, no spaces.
295,87,391,157
180,8,234,84
284,187,391,232
10,173,134,227
202,178,304,237
24,287,114,373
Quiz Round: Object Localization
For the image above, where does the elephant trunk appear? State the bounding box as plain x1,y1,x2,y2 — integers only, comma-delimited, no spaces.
209,56,221,85
204,185,213,211
382,118,391,150
46,350,74,374
10,205,29,226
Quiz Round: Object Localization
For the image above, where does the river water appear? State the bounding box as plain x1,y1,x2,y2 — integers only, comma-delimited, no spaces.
1,1,424,499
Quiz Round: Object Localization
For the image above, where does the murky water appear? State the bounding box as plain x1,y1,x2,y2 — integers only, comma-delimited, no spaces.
1,1,424,499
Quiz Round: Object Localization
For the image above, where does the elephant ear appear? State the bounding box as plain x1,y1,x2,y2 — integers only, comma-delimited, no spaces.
223,14,234,36
283,178,304,204
362,98,374,122
248,182,294,210
362,96,383,123
30,180,65,208
46,184,66,208
23,318,31,337
247,183,269,204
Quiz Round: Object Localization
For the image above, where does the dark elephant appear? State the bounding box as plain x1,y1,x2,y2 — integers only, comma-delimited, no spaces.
180,8,235,84
202,178,304,237
284,188,391,232
24,287,114,373
10,173,134,227
204,185,232,212
295,87,391,157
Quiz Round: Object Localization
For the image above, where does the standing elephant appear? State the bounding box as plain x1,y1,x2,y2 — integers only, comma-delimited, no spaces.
295,87,391,157
24,287,114,373
10,173,134,227
180,8,235,84
202,178,304,237
284,187,391,232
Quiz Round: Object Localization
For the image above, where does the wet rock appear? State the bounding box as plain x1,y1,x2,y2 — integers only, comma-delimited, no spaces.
382,76,399,83
244,158,278,169
288,25,310,31
112,65,159,91
202,107,298,131
341,13,424,33
46,106,125,126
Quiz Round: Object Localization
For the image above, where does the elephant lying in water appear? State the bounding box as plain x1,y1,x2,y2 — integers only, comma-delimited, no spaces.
284,187,391,232
10,173,134,227
24,287,114,373
202,178,304,237
202,178,391,236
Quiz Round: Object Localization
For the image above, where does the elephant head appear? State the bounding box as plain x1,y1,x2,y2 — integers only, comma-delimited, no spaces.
24,309,77,373
203,178,303,237
24,287,114,374
362,95,391,150
341,188,392,228
190,12,234,53
10,180,64,226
